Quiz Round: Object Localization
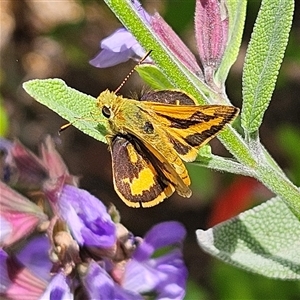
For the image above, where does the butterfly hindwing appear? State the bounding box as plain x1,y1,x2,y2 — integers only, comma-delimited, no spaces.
141,90,197,105
111,135,175,207
128,130,192,197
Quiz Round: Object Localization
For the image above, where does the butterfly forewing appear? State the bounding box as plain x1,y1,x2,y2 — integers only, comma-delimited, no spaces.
141,102,239,161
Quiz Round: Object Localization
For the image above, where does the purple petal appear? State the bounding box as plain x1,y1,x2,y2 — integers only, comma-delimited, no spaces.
82,261,142,300
0,181,48,246
122,257,162,293
57,185,116,248
0,138,13,154
15,235,52,282
90,47,135,68
1,249,46,298
124,249,187,299
39,272,73,300
131,0,152,23
4,140,48,189
0,249,11,293
101,28,139,52
123,222,187,299
5,258,46,299
40,136,77,186
133,221,186,261
89,29,150,68
90,28,138,67
89,0,152,69
153,250,188,299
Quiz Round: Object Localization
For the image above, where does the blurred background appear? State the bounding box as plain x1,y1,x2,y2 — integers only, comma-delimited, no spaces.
1,0,300,298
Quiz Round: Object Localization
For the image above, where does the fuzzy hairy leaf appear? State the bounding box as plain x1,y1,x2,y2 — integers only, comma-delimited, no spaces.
23,79,107,143
136,64,174,90
241,0,294,134
197,196,300,279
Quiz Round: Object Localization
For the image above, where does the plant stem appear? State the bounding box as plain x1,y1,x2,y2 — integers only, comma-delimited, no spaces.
194,155,255,177
256,165,300,219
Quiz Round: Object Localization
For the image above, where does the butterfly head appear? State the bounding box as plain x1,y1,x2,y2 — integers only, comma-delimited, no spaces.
96,89,122,119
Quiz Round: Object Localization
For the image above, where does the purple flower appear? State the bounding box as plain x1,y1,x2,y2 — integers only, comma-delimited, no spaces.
0,246,47,299
0,249,11,293
0,137,188,299
81,261,143,299
123,221,187,299
15,235,52,282
1,238,72,299
57,184,116,249
89,0,152,68
89,28,151,68
39,272,73,300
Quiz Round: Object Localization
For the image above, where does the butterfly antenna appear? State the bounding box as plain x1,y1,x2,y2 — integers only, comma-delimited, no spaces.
114,50,152,94
59,122,73,134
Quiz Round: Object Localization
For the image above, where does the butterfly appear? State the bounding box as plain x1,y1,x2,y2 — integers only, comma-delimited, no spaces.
60,51,239,208
97,88,239,208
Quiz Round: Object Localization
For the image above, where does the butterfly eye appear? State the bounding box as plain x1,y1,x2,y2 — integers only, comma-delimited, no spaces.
102,105,111,118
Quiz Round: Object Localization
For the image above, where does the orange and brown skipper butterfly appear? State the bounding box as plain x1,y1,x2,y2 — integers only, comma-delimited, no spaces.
62,52,239,208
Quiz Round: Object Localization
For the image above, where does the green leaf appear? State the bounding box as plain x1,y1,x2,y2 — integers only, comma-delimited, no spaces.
196,196,300,279
197,144,212,159
23,79,108,143
135,64,174,90
241,0,294,134
193,154,253,177
215,0,247,85
255,166,300,220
